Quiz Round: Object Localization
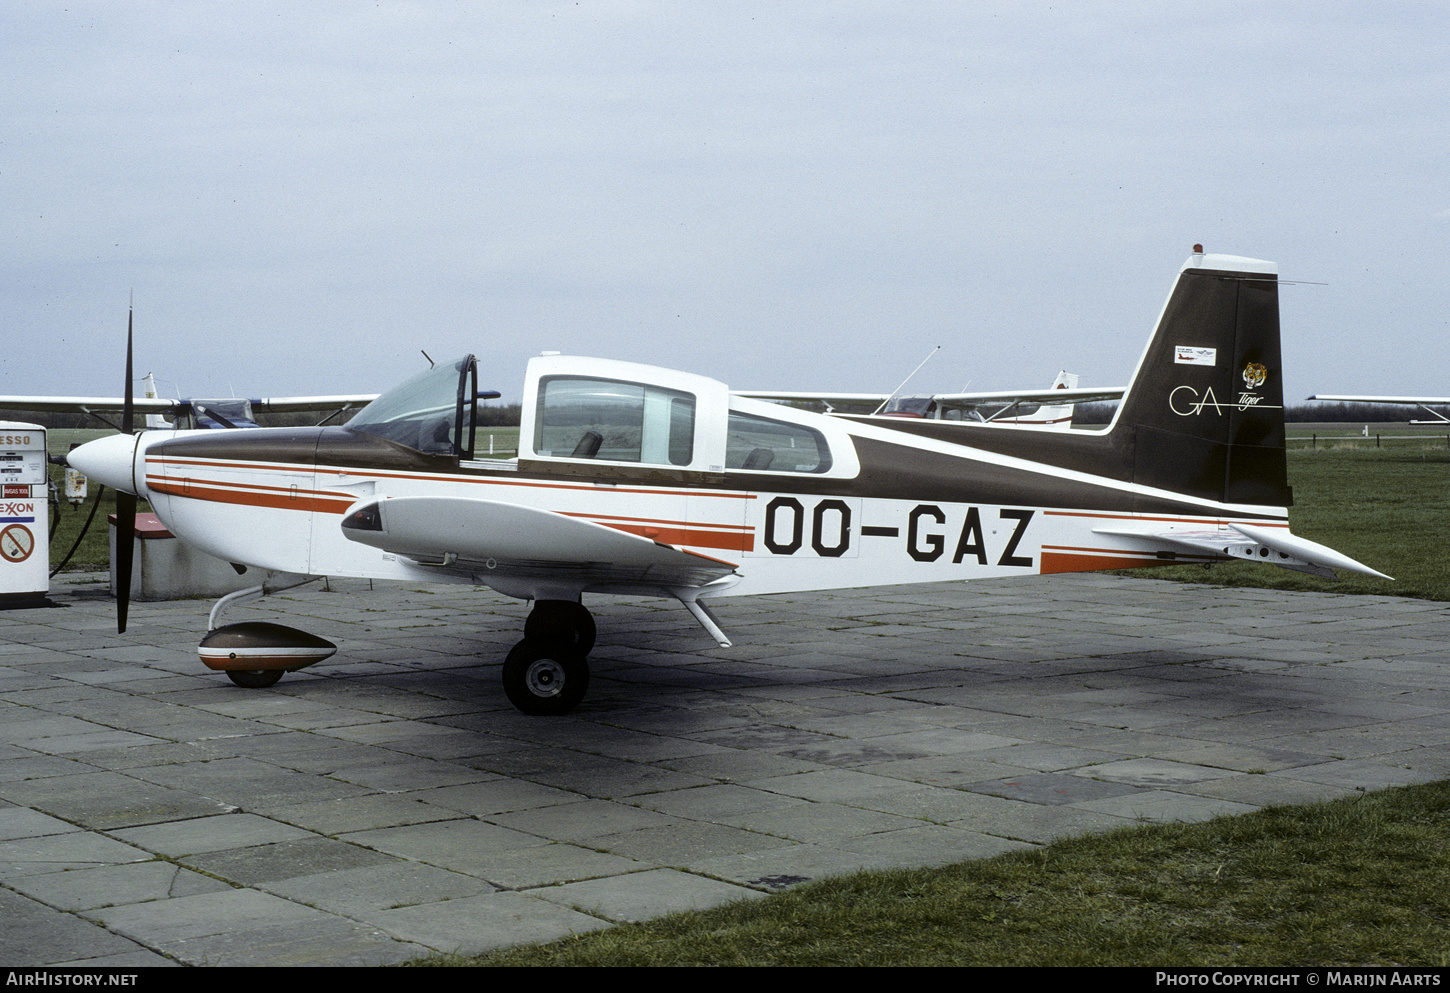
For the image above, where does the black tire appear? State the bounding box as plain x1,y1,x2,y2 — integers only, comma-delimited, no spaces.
524,600,596,655
226,668,284,689
502,640,589,715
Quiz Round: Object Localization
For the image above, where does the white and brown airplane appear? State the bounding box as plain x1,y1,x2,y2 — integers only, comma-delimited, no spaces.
64,249,1390,714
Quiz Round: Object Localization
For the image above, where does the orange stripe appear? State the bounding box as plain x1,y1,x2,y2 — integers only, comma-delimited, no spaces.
1040,550,1171,574
148,480,355,514
1042,543,1214,559
147,473,337,501
150,456,757,501
149,476,754,550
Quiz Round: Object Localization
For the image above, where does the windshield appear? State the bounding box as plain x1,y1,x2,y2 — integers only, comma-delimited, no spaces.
348,356,474,455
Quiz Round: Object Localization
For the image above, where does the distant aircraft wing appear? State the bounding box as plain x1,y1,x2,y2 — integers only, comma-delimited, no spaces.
0,395,181,414
1308,395,1450,424
1308,395,1450,405
929,386,1126,409
340,495,739,592
734,386,1124,410
244,395,379,412
0,394,377,414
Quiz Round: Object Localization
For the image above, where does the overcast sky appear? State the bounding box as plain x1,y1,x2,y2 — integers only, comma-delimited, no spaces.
4,2,1447,406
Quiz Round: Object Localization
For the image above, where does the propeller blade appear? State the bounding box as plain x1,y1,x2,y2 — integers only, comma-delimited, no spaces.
115,490,135,633
116,308,136,633
122,308,134,437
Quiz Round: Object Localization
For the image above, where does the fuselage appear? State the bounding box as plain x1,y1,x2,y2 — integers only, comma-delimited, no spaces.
125,409,1287,602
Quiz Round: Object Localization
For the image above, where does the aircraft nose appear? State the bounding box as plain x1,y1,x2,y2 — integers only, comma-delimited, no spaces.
68,433,147,498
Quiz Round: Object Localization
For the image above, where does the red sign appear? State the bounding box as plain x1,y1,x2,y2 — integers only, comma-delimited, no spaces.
3,485,29,499
0,524,34,563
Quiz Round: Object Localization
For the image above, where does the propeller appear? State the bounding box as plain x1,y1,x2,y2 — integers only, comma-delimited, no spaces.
115,307,136,633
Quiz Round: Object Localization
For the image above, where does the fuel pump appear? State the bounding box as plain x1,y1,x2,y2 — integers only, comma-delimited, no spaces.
0,422,49,604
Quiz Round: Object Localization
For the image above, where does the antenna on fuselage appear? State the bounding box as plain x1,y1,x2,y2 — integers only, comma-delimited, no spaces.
421,350,435,369
873,345,941,415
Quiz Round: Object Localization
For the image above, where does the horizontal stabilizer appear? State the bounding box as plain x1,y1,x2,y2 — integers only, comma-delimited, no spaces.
341,495,738,591
1093,523,1391,581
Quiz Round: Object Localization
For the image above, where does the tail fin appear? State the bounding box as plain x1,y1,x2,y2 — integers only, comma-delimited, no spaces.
991,371,1080,431
142,373,171,430
1111,251,1290,509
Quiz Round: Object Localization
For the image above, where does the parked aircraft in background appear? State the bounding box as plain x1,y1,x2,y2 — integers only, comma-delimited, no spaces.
0,373,379,431
738,371,1122,430
1307,395,1450,425
67,249,1390,715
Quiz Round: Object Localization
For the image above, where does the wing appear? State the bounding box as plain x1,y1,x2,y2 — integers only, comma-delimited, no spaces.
247,395,379,412
734,387,1124,411
0,394,377,414
1308,395,1450,405
1308,394,1450,424
340,495,739,594
0,395,181,414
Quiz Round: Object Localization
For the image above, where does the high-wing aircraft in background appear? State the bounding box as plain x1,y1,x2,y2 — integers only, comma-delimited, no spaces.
737,371,1122,431
66,249,1390,715
0,375,379,431
1307,395,1450,425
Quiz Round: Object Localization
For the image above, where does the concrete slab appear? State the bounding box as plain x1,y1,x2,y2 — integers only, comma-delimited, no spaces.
0,572,1447,965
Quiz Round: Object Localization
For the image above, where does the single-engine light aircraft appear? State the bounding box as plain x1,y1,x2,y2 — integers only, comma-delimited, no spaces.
67,249,1390,714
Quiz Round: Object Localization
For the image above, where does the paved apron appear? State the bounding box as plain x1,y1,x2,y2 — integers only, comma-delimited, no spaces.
2,574,1446,966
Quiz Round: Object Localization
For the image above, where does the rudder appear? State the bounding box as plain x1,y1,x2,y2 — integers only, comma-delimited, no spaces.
1111,250,1290,509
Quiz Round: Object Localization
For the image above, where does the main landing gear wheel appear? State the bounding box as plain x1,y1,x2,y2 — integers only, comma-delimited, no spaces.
503,600,596,714
502,641,589,716
226,669,284,689
524,600,596,655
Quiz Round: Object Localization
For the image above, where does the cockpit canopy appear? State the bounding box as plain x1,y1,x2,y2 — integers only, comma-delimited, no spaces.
189,399,258,429
347,356,484,456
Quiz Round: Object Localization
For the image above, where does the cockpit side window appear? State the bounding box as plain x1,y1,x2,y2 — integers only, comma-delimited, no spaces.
535,377,696,467
726,410,832,473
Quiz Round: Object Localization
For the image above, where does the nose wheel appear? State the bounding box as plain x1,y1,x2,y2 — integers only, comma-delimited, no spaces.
501,600,594,715
226,669,284,689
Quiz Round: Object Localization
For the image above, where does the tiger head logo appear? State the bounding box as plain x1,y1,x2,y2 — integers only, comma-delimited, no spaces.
1242,362,1268,390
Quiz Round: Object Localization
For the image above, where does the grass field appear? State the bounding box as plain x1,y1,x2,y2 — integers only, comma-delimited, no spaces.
419,781,1450,967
